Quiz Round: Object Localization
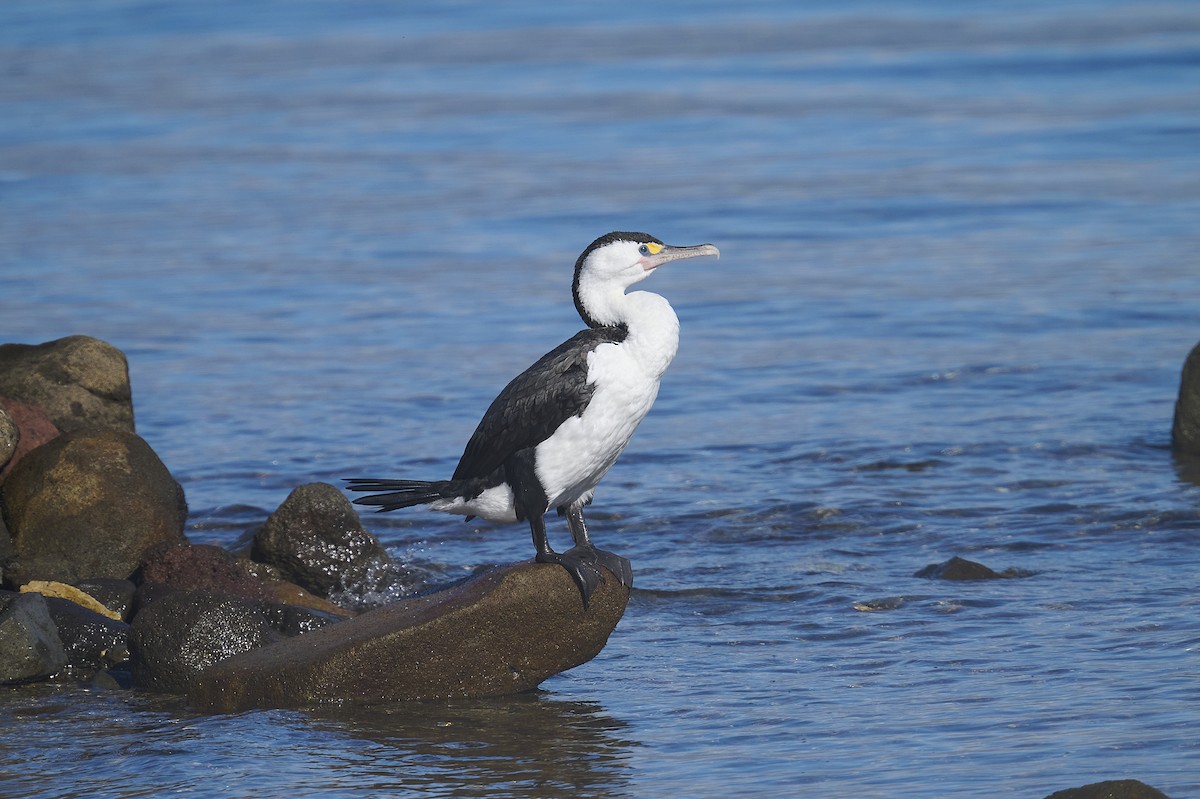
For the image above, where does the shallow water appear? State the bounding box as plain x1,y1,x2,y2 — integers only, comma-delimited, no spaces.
2,1,1199,797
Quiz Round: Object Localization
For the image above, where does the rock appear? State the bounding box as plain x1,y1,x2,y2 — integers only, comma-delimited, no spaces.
252,483,392,602
140,543,354,618
0,429,188,585
1043,779,1171,799
0,591,67,683
188,559,630,712
73,578,137,621
914,556,1026,580
1172,342,1200,456
0,336,134,434
0,405,16,471
0,398,60,482
42,595,130,673
129,589,284,694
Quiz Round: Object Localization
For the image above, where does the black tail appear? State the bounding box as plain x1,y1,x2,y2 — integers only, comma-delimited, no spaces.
344,478,455,512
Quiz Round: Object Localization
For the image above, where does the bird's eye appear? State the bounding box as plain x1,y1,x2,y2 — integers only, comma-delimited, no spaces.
638,244,650,255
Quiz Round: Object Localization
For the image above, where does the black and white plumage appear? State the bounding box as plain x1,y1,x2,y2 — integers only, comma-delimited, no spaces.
346,232,719,606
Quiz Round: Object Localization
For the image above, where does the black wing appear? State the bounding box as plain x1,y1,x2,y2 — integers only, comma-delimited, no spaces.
452,326,627,481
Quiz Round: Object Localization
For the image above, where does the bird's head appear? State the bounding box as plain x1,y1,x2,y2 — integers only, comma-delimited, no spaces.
572,232,720,328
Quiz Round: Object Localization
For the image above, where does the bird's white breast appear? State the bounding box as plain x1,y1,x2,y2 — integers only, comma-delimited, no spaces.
535,293,680,510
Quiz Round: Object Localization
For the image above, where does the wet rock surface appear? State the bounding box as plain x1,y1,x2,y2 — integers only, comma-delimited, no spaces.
0,591,67,684
1171,341,1200,456
1043,779,1171,799
42,595,130,673
130,589,285,694
189,559,631,711
0,336,134,434
252,482,394,602
1,429,188,585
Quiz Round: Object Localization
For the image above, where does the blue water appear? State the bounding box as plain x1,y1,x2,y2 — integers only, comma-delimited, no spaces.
2,1,1199,797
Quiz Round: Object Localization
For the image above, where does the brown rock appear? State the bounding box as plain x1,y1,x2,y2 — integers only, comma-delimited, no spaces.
0,336,134,433
1172,341,1200,455
141,543,352,618
1043,779,1171,799
0,398,60,482
188,559,630,712
1,429,187,584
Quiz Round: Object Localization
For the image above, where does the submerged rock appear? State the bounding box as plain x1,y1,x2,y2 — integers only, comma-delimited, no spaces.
252,482,393,602
0,429,188,585
1043,779,1171,799
188,559,630,711
914,556,1027,581
1172,341,1200,456
0,591,66,684
0,336,134,434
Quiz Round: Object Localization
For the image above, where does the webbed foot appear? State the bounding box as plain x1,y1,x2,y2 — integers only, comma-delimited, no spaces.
564,545,633,589
536,549,604,609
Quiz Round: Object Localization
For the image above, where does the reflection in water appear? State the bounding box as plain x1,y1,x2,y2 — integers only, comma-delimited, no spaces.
305,693,637,799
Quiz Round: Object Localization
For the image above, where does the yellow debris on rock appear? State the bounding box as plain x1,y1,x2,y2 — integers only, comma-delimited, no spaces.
19,579,123,621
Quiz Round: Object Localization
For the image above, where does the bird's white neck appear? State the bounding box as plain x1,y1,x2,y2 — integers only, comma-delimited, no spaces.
585,286,680,378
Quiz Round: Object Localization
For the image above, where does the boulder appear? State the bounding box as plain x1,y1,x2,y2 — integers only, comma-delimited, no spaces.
0,591,67,683
1,429,188,585
0,404,16,471
129,589,284,694
914,556,1026,580
0,336,134,433
1172,341,1200,455
1043,779,1171,799
42,595,130,673
0,398,60,482
188,559,630,712
252,482,393,602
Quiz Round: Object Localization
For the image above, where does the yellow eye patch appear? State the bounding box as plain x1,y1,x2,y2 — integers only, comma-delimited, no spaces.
644,242,663,255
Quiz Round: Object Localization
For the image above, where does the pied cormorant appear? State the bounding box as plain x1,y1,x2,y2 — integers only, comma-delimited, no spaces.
346,232,720,607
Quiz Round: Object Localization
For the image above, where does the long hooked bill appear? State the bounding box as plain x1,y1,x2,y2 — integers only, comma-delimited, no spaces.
643,242,721,270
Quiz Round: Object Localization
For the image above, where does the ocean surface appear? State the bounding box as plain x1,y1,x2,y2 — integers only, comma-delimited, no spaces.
1,1,1198,797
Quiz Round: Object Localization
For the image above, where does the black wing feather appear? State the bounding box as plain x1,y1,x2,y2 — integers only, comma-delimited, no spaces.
452,326,627,481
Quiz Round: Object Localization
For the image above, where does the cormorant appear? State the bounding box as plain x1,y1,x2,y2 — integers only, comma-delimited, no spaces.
347,231,719,607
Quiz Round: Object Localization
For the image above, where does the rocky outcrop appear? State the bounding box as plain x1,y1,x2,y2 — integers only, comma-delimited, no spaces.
252,482,393,604
1043,779,1171,799
1,429,188,585
0,591,67,684
189,559,630,711
1172,341,1200,456
0,336,134,434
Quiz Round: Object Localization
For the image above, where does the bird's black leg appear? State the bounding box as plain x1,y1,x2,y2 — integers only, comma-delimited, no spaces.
562,504,633,588
507,451,602,608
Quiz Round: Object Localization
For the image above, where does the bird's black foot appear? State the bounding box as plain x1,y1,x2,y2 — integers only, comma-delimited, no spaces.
536,549,604,609
564,545,633,589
